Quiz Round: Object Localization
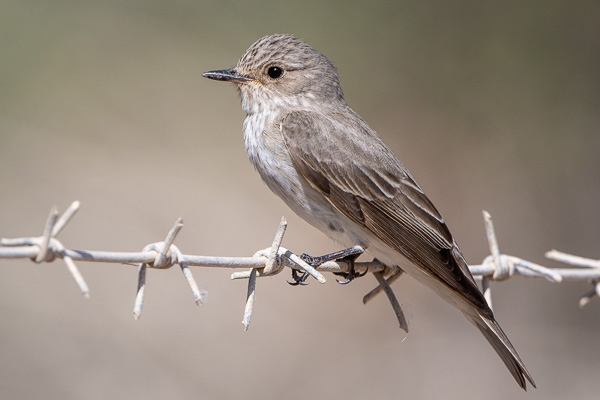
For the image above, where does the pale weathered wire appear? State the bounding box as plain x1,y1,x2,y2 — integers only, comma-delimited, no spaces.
373,270,408,332
1,201,599,330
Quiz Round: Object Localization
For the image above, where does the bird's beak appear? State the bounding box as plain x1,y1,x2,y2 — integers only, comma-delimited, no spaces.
202,68,252,83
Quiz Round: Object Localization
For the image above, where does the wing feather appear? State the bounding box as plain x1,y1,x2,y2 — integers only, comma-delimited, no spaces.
281,109,489,315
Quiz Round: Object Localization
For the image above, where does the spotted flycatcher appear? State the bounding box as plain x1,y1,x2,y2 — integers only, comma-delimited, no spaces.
203,34,534,390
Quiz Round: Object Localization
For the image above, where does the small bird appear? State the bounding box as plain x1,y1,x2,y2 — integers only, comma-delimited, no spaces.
203,34,535,390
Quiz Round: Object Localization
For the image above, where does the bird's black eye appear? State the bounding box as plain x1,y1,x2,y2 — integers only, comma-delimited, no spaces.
267,66,284,79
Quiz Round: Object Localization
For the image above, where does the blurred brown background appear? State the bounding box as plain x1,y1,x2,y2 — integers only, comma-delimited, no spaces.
1,1,599,399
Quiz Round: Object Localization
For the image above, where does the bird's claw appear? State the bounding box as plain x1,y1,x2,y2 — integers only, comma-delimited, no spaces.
334,265,367,284
287,269,310,286
334,252,366,284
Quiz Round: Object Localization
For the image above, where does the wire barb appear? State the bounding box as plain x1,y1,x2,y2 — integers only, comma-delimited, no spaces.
133,263,147,320
54,240,90,298
363,269,404,304
174,246,204,306
373,270,408,332
544,250,600,308
242,268,257,331
264,217,287,275
132,218,206,319
0,203,91,297
35,207,59,263
52,201,80,237
153,218,184,268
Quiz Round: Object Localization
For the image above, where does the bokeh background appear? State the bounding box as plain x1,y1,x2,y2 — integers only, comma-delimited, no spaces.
1,1,599,399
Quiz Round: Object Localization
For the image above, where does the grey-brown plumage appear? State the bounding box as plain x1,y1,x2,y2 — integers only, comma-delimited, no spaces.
203,34,535,390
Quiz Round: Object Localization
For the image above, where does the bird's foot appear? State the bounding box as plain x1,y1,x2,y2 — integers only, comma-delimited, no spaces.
287,245,364,286
287,269,310,286
333,251,367,284
300,245,364,267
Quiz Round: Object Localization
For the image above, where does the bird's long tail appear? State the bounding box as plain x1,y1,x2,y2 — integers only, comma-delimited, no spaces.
464,312,536,390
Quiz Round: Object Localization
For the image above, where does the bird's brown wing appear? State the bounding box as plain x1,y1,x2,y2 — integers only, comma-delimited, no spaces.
281,109,491,316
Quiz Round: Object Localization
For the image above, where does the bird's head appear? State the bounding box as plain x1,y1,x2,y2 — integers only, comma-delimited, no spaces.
203,34,344,114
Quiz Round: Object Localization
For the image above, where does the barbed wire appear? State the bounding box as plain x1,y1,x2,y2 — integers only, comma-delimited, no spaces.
1,201,598,331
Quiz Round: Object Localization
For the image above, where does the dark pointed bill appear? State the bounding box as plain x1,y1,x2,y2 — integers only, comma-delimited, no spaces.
202,69,251,83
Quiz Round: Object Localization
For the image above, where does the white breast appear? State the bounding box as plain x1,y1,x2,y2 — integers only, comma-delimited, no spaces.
242,110,362,246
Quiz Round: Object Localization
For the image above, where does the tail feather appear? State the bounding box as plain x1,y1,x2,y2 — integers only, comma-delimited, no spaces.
465,312,536,390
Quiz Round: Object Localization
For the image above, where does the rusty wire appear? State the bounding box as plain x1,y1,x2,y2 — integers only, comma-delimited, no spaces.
1,201,598,331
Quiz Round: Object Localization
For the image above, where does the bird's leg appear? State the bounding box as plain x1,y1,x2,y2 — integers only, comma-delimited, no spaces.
287,245,364,286
301,245,364,267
